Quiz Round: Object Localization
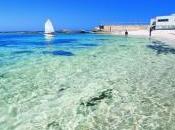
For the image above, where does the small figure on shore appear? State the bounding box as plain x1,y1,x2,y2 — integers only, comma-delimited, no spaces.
149,25,155,37
125,30,128,36
149,27,153,37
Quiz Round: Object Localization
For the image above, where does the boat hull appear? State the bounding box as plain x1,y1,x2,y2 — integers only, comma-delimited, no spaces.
44,33,55,37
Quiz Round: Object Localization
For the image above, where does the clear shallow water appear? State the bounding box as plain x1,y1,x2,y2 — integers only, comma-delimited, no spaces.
0,33,175,130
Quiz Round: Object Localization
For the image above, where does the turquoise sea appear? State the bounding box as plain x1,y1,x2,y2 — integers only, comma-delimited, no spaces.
0,33,175,130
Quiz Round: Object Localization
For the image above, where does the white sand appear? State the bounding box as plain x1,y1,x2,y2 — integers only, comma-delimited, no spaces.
113,30,175,46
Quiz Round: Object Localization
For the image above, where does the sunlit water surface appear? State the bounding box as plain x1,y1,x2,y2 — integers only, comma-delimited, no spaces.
0,33,175,130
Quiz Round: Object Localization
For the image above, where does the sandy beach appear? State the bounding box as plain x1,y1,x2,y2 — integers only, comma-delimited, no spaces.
113,30,175,46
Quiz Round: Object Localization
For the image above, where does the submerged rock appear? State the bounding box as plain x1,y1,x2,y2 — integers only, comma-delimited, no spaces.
47,121,62,130
147,41,175,55
57,84,70,97
57,88,66,97
13,50,33,54
58,88,65,92
80,44,97,47
0,73,6,78
80,89,113,107
53,50,74,56
43,50,74,56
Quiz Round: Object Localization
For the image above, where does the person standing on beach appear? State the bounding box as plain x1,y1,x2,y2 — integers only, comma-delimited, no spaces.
149,27,153,37
149,25,155,37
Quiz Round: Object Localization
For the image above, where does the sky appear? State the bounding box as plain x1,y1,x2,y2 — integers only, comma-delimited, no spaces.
0,0,175,31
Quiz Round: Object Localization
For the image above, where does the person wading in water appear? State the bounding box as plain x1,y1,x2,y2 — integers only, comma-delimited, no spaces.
125,30,128,36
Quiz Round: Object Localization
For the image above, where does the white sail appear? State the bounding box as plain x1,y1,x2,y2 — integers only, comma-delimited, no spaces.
45,19,55,34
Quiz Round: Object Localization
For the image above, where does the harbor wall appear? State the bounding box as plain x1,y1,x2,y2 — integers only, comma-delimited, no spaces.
96,25,149,32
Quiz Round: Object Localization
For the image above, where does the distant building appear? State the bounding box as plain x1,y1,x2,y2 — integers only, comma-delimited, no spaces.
93,25,148,32
150,14,175,30
99,25,104,30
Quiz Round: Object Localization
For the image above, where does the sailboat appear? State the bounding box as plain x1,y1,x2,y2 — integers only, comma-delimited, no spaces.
44,19,55,36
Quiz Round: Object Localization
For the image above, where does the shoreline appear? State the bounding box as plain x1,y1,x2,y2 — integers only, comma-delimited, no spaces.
112,30,175,47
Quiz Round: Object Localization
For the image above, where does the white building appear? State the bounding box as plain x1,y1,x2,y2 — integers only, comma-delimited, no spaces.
150,14,175,30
